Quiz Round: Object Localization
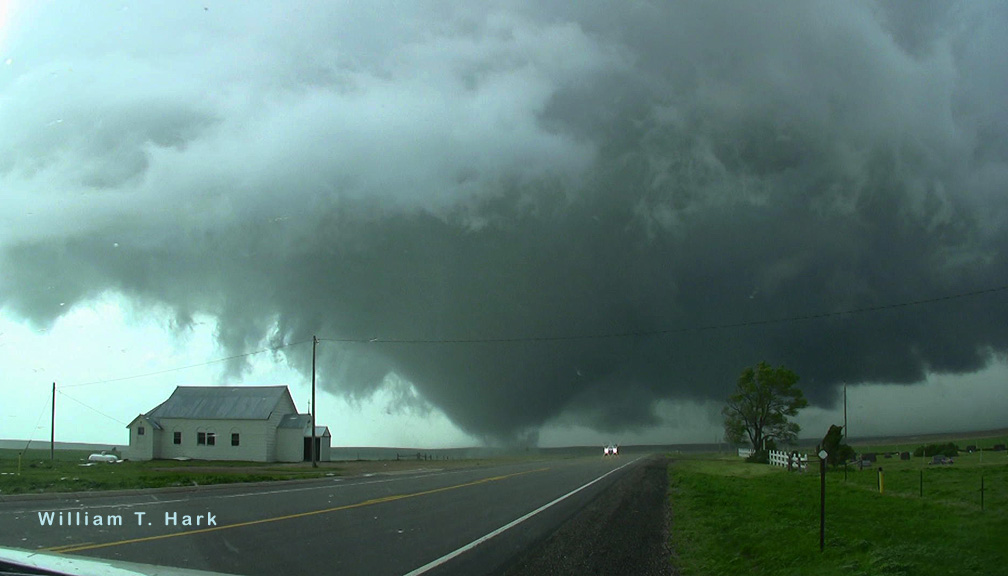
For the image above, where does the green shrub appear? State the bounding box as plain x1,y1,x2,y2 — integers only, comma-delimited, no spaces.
913,443,959,458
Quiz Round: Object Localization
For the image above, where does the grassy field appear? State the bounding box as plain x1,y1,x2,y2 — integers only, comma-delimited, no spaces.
854,431,1008,457
836,448,1007,507
0,448,341,495
0,447,535,495
668,451,1008,576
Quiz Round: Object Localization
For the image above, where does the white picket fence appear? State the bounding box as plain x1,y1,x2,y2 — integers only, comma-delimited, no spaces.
737,447,807,471
769,449,808,470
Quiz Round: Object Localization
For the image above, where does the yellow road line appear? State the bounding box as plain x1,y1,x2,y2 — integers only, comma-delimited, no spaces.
57,467,548,554
42,542,94,552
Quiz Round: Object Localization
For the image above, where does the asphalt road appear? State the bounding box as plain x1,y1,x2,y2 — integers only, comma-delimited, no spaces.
0,453,652,575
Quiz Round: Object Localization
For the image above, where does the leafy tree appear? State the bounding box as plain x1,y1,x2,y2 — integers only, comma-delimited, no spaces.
821,424,855,467
723,362,808,453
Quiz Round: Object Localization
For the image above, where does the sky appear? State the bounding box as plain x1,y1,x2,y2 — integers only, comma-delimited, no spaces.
1,1,1007,449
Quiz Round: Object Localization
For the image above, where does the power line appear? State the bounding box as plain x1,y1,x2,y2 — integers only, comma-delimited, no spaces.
319,283,1008,345
58,390,128,426
22,404,50,452
39,283,1008,390
62,339,312,389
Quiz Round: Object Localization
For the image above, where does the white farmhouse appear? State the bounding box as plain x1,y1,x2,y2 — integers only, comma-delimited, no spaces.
124,385,330,462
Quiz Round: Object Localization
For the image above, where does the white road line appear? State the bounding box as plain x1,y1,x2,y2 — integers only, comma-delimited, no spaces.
0,474,430,515
402,456,644,576
0,465,528,515
0,498,191,515
214,466,482,498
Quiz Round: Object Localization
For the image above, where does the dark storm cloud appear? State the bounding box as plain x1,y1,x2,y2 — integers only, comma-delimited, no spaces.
2,2,1007,442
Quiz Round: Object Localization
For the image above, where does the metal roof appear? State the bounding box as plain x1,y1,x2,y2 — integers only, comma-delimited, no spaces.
126,414,163,430
147,386,292,420
278,413,311,429
278,415,330,437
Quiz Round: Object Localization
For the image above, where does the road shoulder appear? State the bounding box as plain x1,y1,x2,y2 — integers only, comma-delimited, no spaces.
495,455,675,576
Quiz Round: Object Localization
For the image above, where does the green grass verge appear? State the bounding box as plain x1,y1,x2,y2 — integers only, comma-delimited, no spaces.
0,449,336,495
669,454,1008,576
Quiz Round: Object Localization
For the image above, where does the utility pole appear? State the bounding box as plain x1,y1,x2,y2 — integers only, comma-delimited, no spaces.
51,382,56,462
311,336,318,468
843,383,848,441
819,448,827,551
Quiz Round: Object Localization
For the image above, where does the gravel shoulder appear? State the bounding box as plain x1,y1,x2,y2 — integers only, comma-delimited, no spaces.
495,455,676,576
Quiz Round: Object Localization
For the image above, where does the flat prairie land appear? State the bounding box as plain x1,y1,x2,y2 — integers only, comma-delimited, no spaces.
669,449,1008,576
0,448,516,496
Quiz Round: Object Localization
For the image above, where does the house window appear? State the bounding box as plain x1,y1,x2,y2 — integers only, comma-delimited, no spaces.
231,433,240,446
206,432,216,446
138,426,145,436
197,432,206,445
173,431,181,445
